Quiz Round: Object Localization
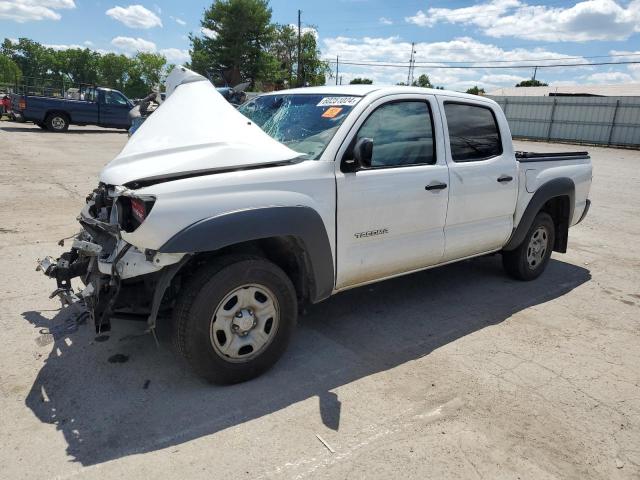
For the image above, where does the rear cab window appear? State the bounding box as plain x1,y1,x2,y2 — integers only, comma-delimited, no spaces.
444,102,503,162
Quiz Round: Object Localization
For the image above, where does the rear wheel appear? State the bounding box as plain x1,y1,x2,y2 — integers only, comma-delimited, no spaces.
172,256,297,384
45,113,69,132
502,212,555,281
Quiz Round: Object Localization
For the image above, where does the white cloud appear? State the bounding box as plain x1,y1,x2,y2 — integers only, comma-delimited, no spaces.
106,4,162,29
610,49,640,80
159,48,190,64
379,16,393,25
287,23,318,39
200,27,218,39
323,35,589,89
406,0,519,28
83,40,94,46
406,0,640,42
111,36,156,53
109,37,188,63
479,74,529,84
0,0,75,23
45,43,83,50
170,15,186,26
585,71,634,83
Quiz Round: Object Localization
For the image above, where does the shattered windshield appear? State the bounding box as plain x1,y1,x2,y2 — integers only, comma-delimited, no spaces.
238,94,361,159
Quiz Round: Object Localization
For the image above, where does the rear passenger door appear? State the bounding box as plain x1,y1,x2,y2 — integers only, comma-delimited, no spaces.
335,95,449,288
438,98,518,261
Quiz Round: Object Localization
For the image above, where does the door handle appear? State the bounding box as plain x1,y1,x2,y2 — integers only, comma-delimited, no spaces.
425,182,447,191
497,175,513,183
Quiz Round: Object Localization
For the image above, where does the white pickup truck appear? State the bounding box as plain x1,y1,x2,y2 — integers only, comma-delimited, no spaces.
38,67,592,384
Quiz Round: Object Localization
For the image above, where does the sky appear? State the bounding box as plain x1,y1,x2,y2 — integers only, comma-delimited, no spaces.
1,0,640,91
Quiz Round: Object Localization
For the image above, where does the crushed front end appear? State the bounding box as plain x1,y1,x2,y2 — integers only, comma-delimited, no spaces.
37,184,186,333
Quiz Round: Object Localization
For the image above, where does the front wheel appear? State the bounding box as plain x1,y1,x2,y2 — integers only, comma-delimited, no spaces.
172,256,297,384
502,212,555,281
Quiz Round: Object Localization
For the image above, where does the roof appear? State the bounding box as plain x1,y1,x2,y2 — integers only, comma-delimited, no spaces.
487,83,640,97
259,85,490,103
268,84,381,96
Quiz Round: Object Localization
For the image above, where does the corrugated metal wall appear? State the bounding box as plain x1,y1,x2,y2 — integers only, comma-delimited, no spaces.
488,95,640,147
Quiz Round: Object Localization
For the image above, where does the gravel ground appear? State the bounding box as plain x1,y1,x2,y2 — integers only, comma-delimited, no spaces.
0,121,639,480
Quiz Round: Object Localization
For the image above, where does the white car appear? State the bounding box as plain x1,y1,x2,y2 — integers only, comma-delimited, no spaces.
38,67,592,384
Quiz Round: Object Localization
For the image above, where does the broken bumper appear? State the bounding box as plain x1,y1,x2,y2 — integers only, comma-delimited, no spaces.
37,196,186,332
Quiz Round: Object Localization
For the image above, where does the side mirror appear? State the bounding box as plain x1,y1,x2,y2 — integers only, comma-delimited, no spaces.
353,137,373,169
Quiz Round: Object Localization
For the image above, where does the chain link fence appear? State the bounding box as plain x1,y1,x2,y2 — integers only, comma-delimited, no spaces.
489,95,640,148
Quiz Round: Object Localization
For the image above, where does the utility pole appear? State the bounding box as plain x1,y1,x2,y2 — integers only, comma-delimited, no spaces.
532,66,538,82
336,55,339,86
407,42,416,85
297,9,302,87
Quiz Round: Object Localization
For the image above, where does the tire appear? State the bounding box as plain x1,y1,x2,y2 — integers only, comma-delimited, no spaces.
45,113,69,132
172,255,297,384
502,212,555,281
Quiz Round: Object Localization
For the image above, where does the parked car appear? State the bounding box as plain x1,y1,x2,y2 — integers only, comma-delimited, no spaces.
11,86,133,132
37,66,592,384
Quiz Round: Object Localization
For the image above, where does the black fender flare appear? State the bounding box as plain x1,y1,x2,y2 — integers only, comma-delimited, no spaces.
503,177,575,251
159,206,334,302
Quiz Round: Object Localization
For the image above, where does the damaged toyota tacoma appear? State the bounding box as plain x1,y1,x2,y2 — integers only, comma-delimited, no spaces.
38,66,592,384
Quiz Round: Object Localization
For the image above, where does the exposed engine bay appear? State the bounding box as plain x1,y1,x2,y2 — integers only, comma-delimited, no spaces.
37,184,187,333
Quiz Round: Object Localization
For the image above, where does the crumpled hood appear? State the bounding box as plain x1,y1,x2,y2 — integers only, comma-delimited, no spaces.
100,66,302,186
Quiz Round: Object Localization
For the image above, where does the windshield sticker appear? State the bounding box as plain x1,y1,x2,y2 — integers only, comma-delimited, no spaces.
317,96,360,107
321,107,343,118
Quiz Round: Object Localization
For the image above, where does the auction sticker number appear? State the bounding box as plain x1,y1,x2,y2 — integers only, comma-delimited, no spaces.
317,96,360,107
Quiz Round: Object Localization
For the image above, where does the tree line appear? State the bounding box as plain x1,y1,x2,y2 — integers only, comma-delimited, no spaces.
1,38,168,99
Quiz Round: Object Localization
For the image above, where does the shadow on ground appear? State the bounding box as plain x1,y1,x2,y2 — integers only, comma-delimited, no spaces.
23,255,590,466
0,124,126,134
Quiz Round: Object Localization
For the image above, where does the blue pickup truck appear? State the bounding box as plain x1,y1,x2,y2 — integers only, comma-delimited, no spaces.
11,86,133,132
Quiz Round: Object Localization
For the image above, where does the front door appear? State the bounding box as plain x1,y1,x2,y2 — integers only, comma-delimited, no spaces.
438,97,518,261
99,90,131,128
335,95,449,289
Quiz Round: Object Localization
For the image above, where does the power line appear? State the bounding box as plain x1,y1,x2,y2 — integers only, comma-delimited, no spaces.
324,52,640,67
412,52,640,65
323,59,640,70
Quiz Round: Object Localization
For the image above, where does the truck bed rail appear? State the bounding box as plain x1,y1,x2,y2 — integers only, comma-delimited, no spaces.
516,151,589,162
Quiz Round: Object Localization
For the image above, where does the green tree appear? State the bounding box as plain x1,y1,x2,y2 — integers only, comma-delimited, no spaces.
262,24,328,88
124,52,167,98
97,53,132,92
189,0,274,85
2,38,57,82
466,85,486,95
414,74,432,88
516,79,548,87
54,48,100,84
349,77,373,84
297,28,328,86
397,74,442,89
266,24,297,87
0,54,22,84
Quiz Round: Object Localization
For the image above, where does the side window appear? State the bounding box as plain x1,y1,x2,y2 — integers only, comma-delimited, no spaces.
444,102,502,162
104,91,128,106
354,101,435,167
